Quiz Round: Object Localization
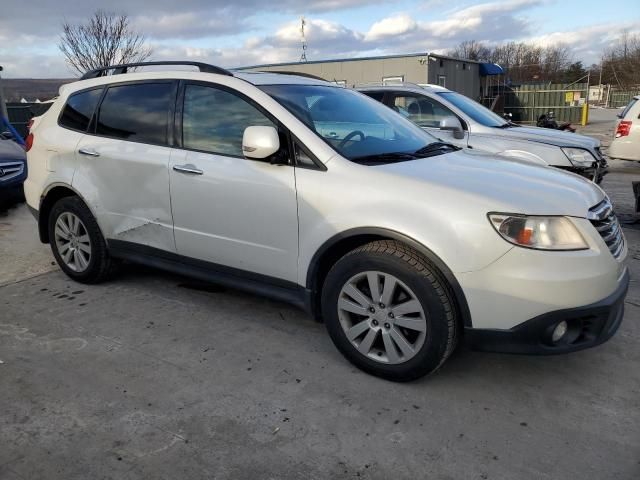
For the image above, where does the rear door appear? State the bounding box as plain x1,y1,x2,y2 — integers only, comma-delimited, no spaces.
168,82,299,282
72,81,177,252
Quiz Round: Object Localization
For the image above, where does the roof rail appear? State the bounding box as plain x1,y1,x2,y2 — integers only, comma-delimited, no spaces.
80,61,234,80
355,81,428,89
256,70,327,82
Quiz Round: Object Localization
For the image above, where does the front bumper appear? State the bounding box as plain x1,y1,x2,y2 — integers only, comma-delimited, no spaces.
465,267,629,354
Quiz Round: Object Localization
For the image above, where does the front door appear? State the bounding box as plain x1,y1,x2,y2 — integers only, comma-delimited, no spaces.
169,83,299,283
389,92,469,147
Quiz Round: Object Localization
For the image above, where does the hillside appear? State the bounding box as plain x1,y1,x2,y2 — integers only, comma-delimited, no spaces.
1,78,75,102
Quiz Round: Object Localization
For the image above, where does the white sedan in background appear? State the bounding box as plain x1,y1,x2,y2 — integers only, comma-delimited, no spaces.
609,96,640,161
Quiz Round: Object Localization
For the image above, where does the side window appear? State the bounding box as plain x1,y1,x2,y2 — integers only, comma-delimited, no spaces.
294,141,316,168
392,94,455,128
59,89,102,132
182,84,275,157
363,91,385,102
96,83,173,145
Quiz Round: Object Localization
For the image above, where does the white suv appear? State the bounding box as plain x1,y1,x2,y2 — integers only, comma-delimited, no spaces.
25,62,628,381
609,96,640,162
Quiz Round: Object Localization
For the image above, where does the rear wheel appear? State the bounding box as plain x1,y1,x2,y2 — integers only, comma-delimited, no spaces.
48,196,116,284
321,240,458,382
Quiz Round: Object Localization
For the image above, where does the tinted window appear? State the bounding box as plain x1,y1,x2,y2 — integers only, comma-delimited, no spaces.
59,89,102,132
363,91,385,102
96,83,172,144
182,84,275,156
392,94,455,128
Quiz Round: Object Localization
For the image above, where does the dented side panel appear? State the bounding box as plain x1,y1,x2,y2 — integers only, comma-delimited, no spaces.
72,136,175,253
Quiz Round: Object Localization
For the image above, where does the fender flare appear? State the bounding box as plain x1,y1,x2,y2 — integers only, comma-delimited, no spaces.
38,182,104,244
306,227,473,327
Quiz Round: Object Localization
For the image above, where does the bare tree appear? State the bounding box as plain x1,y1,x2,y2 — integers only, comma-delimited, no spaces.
59,11,152,76
448,40,491,61
601,31,640,88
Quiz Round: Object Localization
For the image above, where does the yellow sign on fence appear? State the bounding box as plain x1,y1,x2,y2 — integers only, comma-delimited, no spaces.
565,91,574,103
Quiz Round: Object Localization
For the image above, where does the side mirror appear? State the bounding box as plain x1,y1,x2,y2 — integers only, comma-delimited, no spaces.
242,126,280,160
440,116,465,139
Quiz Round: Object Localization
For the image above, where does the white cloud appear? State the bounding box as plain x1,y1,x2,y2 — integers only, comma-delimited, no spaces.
365,14,417,41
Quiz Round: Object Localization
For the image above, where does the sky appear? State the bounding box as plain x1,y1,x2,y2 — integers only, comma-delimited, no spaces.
0,0,639,78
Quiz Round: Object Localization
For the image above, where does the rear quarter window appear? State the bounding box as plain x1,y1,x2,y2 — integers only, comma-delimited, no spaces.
620,98,638,119
59,89,103,132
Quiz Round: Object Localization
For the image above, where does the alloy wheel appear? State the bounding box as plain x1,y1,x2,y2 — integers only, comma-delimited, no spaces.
54,212,92,273
337,271,427,364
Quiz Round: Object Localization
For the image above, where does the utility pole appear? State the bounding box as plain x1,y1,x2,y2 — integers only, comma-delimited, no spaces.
598,56,603,87
299,17,308,63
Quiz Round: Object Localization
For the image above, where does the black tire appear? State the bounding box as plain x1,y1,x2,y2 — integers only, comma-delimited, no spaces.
321,240,458,382
48,196,116,284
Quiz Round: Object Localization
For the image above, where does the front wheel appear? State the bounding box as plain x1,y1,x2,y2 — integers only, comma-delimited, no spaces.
321,240,458,382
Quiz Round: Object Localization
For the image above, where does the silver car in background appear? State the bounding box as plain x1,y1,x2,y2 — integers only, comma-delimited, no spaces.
358,83,608,183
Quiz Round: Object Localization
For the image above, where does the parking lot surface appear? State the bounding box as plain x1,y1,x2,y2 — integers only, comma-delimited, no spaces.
1,110,639,479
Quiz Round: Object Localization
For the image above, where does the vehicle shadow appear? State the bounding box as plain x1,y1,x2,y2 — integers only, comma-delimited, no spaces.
0,186,25,216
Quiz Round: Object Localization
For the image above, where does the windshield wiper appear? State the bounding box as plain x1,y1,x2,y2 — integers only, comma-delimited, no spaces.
351,152,418,164
414,142,461,156
494,122,517,129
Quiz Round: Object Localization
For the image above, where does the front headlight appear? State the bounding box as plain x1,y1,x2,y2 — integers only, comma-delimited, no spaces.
562,147,596,167
488,214,588,250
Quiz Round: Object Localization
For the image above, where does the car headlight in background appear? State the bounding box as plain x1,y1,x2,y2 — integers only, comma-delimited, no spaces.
562,147,596,167
488,214,588,250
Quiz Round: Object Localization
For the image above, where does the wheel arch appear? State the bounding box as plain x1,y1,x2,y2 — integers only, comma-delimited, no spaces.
38,183,95,244
306,227,472,327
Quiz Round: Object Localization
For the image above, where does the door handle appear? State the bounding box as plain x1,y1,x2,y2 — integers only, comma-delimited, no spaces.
173,164,203,175
78,148,100,157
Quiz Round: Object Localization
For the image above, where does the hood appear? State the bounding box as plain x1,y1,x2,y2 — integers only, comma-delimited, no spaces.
494,125,600,150
374,149,604,218
0,139,26,162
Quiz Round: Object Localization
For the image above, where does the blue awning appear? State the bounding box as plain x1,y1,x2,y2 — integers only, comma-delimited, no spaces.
480,63,504,76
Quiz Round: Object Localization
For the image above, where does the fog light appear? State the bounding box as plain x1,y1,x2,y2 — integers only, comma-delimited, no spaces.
551,321,568,343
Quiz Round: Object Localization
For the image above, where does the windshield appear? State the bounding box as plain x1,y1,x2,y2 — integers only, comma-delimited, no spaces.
260,84,444,163
437,91,509,128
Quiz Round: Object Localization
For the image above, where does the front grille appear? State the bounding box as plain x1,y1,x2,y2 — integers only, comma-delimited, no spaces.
588,198,624,259
0,162,24,182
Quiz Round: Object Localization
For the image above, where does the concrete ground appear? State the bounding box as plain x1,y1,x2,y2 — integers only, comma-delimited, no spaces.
1,110,639,479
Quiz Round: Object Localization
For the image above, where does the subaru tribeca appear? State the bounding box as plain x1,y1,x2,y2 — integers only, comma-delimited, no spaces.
24,62,628,381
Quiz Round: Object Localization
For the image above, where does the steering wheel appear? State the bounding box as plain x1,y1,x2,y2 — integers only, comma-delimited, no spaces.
338,130,365,148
